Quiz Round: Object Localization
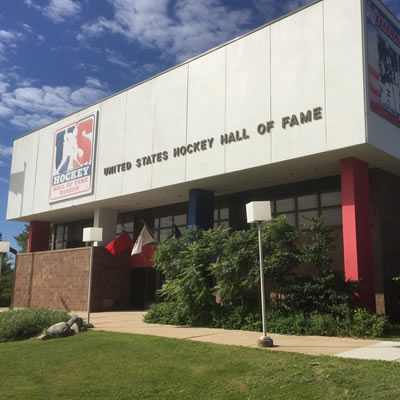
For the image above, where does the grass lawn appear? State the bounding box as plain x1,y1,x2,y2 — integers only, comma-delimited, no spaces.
0,331,399,400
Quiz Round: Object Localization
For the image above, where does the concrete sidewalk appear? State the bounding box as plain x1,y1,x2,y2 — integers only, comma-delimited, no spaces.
2,308,399,361
75,311,400,361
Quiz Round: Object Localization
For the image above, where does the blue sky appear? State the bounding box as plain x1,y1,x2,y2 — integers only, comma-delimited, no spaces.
0,0,399,250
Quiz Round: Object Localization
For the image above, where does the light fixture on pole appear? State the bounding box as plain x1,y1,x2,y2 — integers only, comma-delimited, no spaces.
0,241,10,283
83,227,103,326
246,201,274,348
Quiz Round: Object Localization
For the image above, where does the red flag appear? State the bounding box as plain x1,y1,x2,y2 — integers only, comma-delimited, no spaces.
106,231,134,257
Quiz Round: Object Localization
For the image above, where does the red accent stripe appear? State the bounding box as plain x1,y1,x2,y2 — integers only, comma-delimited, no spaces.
341,158,376,311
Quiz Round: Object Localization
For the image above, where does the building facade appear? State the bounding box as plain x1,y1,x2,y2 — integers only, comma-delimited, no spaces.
7,0,400,318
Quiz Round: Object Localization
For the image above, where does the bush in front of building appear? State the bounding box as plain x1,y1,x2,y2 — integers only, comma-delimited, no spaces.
153,227,229,326
147,217,388,337
0,308,70,342
146,302,389,337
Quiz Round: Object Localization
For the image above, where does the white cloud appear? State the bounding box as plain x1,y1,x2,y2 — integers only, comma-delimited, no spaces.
0,104,12,117
21,23,33,33
0,145,12,157
0,76,109,131
142,64,160,76
76,63,99,73
10,113,54,130
85,77,106,89
105,48,132,69
37,34,45,42
79,0,252,63
0,81,9,94
25,0,81,23
0,145,12,173
0,29,24,62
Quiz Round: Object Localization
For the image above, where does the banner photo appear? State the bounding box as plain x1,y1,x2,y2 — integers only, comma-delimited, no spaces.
49,113,97,202
367,0,400,127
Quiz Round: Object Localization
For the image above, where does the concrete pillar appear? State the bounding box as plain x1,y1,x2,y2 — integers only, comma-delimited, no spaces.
27,221,50,253
94,208,118,247
188,189,214,230
341,158,376,311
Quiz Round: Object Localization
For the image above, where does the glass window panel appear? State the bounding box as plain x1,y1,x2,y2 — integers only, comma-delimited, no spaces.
174,214,186,226
116,223,123,235
276,198,295,213
214,209,218,220
124,221,134,233
159,228,171,242
56,225,64,240
154,218,159,229
160,216,171,228
321,191,341,207
220,208,229,220
297,194,318,210
278,213,296,226
298,210,319,226
322,207,342,226
55,241,64,250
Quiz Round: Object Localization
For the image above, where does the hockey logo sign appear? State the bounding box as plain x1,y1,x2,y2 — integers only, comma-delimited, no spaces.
49,113,97,203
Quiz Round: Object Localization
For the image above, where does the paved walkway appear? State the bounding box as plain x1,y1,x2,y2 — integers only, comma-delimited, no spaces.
2,308,399,361
75,311,400,361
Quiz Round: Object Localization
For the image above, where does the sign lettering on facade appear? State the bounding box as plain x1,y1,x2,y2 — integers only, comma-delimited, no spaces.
103,107,323,176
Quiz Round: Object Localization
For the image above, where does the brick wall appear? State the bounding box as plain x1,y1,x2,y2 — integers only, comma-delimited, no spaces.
91,248,131,312
12,247,131,312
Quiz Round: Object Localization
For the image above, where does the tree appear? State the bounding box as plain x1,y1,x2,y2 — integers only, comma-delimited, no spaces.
0,232,14,307
14,224,29,253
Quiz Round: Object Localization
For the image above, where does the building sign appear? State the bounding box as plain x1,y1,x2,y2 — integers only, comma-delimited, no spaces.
103,106,323,175
367,0,400,127
49,113,97,202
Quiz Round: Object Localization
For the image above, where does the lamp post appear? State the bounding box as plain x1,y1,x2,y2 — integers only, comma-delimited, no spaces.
246,201,274,348
0,241,10,284
83,227,103,326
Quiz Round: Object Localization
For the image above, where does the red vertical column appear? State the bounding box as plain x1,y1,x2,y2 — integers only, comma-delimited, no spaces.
341,158,376,311
27,221,50,253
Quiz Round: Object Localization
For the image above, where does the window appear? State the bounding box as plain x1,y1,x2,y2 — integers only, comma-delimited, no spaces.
214,207,230,228
116,212,134,239
320,191,342,226
54,219,93,249
275,197,296,226
272,191,342,227
153,213,187,242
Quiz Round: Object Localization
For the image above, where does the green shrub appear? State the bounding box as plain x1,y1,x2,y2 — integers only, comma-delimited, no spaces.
144,302,185,326
153,227,228,326
349,308,388,338
0,308,70,342
283,268,358,316
149,217,384,337
145,302,389,338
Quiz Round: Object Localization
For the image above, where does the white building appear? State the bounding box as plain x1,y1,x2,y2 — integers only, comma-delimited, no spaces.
7,0,400,317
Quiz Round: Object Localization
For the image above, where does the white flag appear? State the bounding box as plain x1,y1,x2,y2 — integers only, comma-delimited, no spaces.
131,224,156,255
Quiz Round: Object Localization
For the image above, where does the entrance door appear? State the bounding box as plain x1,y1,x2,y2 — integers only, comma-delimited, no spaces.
130,268,158,310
